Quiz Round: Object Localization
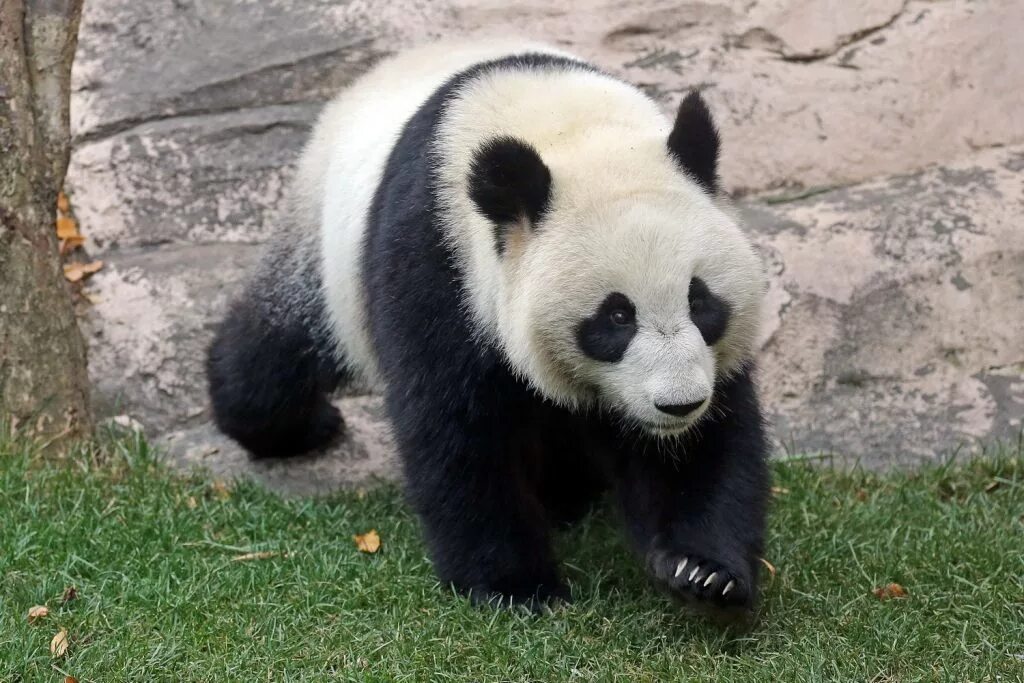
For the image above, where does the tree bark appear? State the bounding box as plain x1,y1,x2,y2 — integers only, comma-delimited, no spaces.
0,0,90,444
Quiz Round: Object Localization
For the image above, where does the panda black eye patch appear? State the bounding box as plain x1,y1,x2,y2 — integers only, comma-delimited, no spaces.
576,292,638,362
688,277,730,345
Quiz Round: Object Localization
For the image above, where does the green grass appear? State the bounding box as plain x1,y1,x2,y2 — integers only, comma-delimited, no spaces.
2,433,1023,682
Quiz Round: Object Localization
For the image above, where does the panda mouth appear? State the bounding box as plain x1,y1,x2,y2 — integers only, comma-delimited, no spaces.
640,421,692,438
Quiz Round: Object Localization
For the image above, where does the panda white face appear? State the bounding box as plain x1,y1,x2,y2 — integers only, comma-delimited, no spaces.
441,73,764,435
504,198,763,437
574,282,721,436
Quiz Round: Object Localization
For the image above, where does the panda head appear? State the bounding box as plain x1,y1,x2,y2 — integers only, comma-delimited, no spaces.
466,91,765,437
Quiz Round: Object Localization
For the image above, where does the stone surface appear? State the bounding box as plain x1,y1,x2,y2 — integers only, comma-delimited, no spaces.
66,0,1024,490
735,0,906,61
82,243,260,432
158,396,398,496
751,145,1024,466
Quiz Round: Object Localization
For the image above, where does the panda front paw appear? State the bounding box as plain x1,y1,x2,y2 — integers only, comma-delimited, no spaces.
648,548,753,610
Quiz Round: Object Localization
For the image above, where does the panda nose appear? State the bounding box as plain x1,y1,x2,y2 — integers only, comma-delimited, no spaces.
655,400,705,417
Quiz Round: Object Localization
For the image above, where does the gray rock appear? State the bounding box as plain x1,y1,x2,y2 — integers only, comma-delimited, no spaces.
753,146,1024,467
70,104,318,249
158,397,398,496
72,0,384,141
83,242,260,431
67,0,1024,490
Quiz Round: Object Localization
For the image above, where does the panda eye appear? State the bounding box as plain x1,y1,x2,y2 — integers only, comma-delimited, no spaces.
687,276,732,346
610,309,634,326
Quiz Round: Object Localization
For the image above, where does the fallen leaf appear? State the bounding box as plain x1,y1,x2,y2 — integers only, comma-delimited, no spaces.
354,529,381,554
62,586,78,604
27,605,49,621
65,676,79,683
56,215,78,239
984,481,1000,493
758,557,777,578
210,480,231,501
872,582,908,600
855,489,868,502
186,496,198,509
63,260,103,283
57,191,70,213
50,628,69,657
232,551,280,562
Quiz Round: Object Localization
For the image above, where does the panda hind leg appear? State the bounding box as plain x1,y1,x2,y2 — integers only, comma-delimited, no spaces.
206,292,346,460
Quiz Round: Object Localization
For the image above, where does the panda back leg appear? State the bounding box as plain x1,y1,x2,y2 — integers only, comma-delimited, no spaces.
206,240,346,459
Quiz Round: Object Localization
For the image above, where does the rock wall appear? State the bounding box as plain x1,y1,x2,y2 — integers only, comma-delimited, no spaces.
68,0,1024,490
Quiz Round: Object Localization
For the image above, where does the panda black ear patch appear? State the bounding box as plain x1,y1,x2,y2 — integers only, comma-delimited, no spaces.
468,136,551,253
667,91,721,195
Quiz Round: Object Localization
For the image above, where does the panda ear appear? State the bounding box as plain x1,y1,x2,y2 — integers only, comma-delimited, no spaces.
667,91,721,195
468,136,552,253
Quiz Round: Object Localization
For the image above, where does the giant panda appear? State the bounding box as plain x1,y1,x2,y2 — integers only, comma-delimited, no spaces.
207,39,770,612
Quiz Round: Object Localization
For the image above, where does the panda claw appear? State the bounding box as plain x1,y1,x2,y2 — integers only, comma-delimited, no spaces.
650,549,753,610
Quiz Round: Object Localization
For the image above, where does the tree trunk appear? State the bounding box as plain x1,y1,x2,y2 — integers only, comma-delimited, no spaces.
0,0,90,444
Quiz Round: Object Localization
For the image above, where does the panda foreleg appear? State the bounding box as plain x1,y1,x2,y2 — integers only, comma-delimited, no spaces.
614,365,770,612
389,384,569,610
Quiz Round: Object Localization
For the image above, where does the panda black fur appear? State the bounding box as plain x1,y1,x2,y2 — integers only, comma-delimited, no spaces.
207,40,770,612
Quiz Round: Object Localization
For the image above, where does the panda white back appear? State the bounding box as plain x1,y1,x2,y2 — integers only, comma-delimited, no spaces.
299,39,760,409
303,40,570,387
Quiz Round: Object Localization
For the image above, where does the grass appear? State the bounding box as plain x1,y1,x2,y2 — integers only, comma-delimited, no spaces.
1,433,1023,682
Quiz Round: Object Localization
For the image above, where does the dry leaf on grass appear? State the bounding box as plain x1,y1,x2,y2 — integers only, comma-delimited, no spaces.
62,586,78,604
232,551,282,562
63,260,103,283
210,480,231,501
984,481,1000,493
27,605,49,621
872,582,908,600
186,496,198,509
354,529,381,553
758,557,777,578
50,628,69,657
65,676,79,683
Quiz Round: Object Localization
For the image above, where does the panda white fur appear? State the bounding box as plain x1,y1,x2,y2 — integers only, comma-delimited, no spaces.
208,39,769,611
